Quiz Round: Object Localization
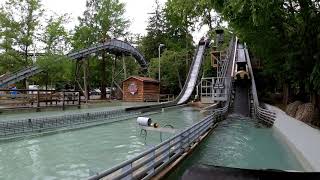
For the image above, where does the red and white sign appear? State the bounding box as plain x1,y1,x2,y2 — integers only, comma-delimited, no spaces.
128,82,138,95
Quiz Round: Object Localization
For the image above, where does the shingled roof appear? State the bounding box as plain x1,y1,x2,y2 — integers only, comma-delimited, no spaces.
123,76,159,83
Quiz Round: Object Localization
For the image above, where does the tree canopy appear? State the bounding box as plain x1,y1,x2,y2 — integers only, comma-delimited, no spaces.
215,0,320,104
0,0,318,105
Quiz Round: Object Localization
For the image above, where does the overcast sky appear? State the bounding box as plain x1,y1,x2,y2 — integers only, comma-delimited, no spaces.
0,0,207,42
42,0,206,41
42,0,168,35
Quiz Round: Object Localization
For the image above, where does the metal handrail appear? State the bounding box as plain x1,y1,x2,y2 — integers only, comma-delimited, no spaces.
0,109,142,139
0,66,35,82
88,38,237,180
88,107,227,180
221,37,237,107
0,66,42,86
200,37,237,103
4,66,37,81
244,47,276,125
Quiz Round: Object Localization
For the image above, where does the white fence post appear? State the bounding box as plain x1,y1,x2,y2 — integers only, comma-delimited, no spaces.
147,149,156,175
122,163,133,180
164,142,170,163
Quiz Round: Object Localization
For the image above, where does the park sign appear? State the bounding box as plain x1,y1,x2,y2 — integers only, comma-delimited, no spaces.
122,76,159,102
128,82,138,95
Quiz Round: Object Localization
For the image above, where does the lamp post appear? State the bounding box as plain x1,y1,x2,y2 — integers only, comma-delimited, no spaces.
158,44,165,82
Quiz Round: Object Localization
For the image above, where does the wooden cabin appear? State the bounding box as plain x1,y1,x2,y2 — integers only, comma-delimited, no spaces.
122,76,160,102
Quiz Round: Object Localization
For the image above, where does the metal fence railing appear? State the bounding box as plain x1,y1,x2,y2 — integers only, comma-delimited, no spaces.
256,106,277,125
245,46,276,126
201,77,232,102
0,66,36,82
88,37,237,180
200,37,236,104
0,89,81,111
158,94,175,102
88,106,228,180
0,109,141,139
0,66,42,87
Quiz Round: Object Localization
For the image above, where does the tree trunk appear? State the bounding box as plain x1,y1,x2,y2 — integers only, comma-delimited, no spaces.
122,55,127,79
45,72,48,90
311,91,318,109
100,53,107,99
206,10,213,31
177,68,182,91
175,55,182,91
283,83,289,105
23,45,28,89
185,33,189,78
83,60,89,103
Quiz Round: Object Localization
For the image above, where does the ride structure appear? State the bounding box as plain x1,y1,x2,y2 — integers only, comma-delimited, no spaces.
87,36,236,180
0,39,148,91
0,66,42,88
234,43,250,81
0,33,278,180
85,36,277,180
69,39,149,101
68,39,148,69
176,38,210,105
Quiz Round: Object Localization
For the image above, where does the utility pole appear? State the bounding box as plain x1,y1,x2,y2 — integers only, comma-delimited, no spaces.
158,44,165,82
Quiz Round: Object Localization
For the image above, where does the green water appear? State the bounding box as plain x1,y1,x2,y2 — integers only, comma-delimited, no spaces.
0,107,203,180
167,114,304,179
0,108,304,179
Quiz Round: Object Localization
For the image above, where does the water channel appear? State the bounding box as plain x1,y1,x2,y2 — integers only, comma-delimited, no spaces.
167,114,304,179
0,106,202,179
0,107,304,179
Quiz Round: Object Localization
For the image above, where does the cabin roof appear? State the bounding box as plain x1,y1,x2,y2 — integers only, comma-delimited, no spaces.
123,76,159,83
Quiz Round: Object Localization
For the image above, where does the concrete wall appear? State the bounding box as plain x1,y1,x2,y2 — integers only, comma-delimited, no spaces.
267,105,320,171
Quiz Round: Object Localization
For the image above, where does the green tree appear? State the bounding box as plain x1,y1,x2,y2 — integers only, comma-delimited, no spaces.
164,0,196,50
41,15,70,54
72,25,96,50
140,0,167,60
148,49,190,94
36,55,74,89
0,7,21,73
196,0,221,31
210,0,320,106
0,0,43,66
33,15,72,89
139,0,197,94
0,0,43,88
73,0,129,99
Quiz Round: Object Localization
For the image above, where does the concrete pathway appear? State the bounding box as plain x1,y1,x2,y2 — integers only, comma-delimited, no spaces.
267,104,320,171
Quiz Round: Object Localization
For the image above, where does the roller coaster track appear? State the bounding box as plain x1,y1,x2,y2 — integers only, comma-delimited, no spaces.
0,66,43,88
67,39,148,69
0,39,148,87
